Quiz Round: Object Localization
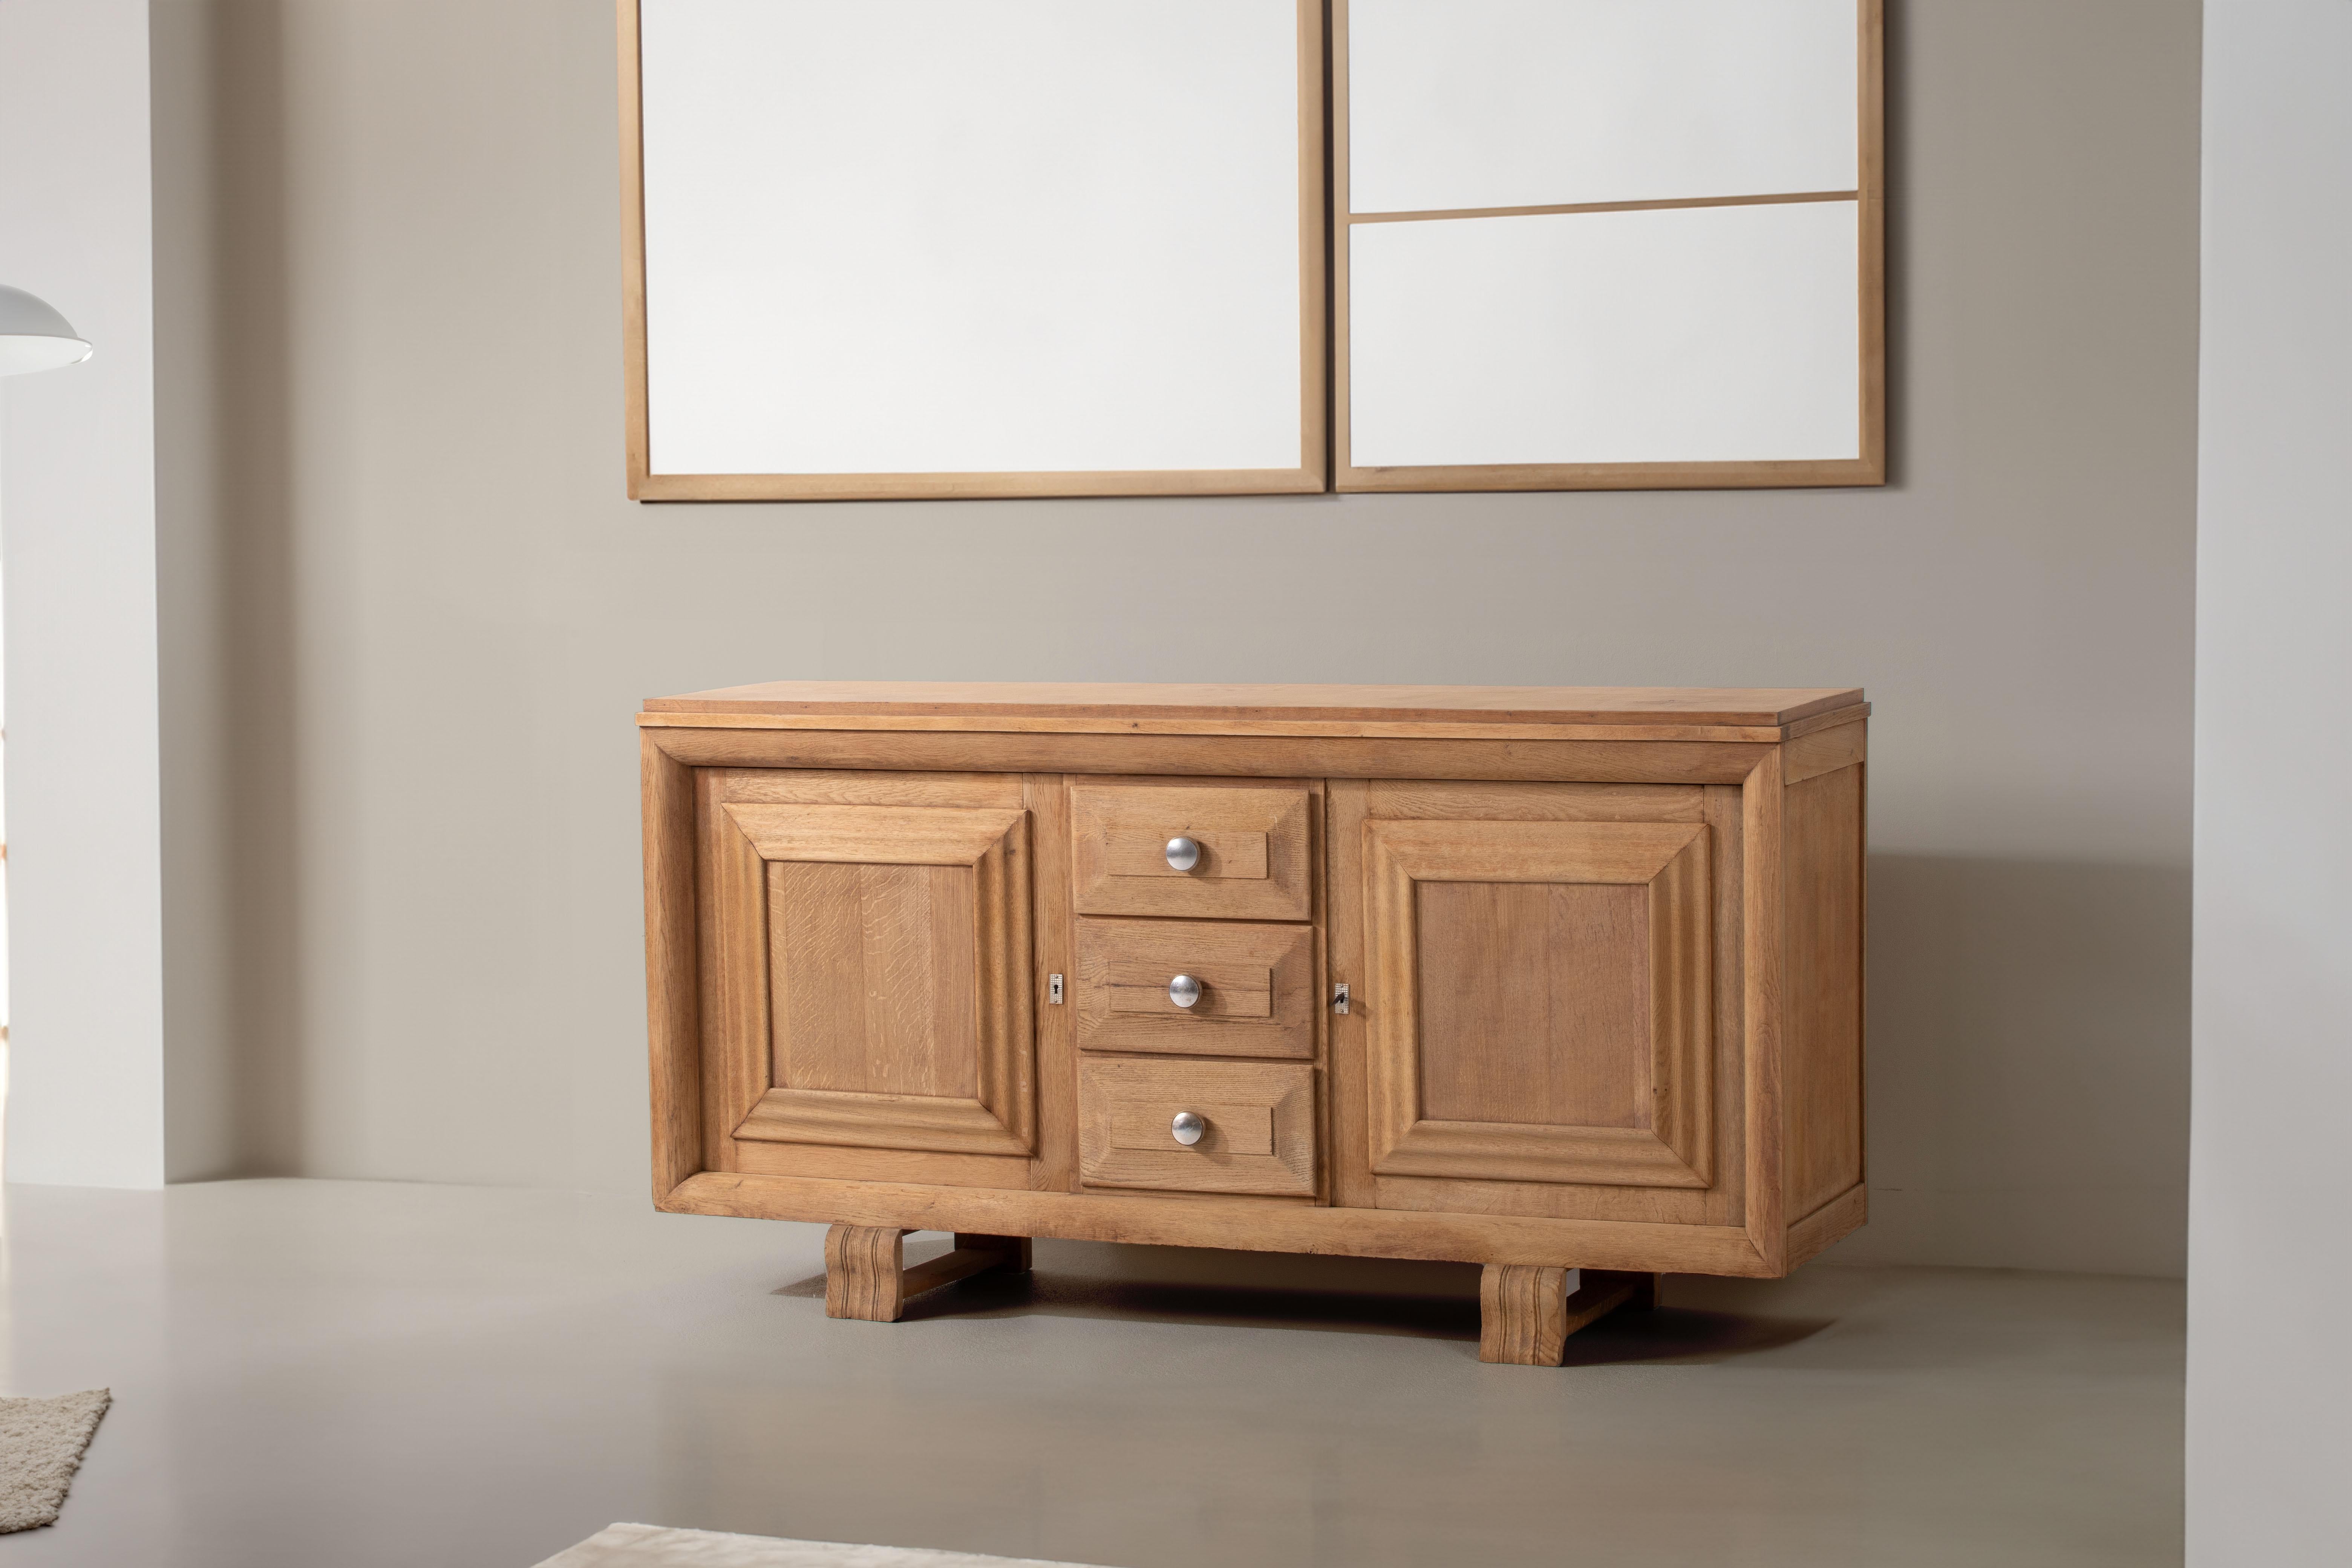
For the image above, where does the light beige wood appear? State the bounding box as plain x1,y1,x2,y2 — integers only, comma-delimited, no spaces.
1071,782,1313,921
642,733,702,1196
1325,782,1377,1212
1337,776,1753,1227
1354,190,1860,226
648,726,1776,786
1368,779,1705,822
1784,762,1866,1218
706,790,1036,1161
1786,1182,1868,1269
1025,774,1079,1192
1478,1267,1650,1365
716,768,1025,808
698,772,773,1173
1857,0,1887,483
639,684,1868,1349
645,681,1867,730
672,1170,1776,1274
1329,0,1887,494
1742,745,1790,1273
1362,818,1714,1187
1480,1264,1571,1365
824,1224,906,1321
619,1,1328,503
648,712,1839,745
1075,917,1316,1059
823,1225,1030,1322
1783,719,1867,786
1078,1058,1316,1197
735,1140,1032,1190
616,0,651,498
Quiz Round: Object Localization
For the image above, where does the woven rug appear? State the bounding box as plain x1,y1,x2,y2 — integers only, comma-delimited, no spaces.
0,1389,111,1534
535,1524,1112,1568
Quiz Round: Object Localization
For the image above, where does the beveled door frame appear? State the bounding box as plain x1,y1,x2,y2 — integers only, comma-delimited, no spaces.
706,800,1037,1157
1362,819,1715,1188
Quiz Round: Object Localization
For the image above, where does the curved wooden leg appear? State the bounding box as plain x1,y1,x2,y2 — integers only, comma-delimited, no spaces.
1479,1266,1657,1364
825,1226,1032,1322
825,1225,908,1321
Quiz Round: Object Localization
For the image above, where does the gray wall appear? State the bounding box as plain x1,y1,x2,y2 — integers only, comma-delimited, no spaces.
166,0,2200,1276
2190,0,2350,1558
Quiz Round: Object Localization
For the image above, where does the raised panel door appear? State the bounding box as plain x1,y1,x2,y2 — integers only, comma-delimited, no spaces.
697,770,1037,1179
1341,788,1719,1193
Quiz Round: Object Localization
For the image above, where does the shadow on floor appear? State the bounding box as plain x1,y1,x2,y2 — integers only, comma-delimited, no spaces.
773,1247,1834,1365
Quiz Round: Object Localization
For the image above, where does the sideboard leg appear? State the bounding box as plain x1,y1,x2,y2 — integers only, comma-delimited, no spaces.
825,1225,1032,1323
824,1224,908,1321
1479,1266,1653,1365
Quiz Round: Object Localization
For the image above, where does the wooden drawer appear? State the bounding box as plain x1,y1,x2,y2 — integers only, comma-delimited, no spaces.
1078,1058,1316,1196
1069,781,1312,921
1074,917,1315,1060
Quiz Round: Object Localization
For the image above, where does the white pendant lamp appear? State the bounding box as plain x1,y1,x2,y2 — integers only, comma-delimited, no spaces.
0,285,91,376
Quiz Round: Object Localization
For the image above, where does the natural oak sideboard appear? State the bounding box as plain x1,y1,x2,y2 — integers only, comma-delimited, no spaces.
639,683,1868,1364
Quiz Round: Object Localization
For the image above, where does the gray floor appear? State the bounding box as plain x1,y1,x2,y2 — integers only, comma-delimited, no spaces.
0,1180,2181,1567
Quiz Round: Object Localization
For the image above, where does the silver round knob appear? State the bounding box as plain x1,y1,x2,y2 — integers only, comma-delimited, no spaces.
1167,974,1203,1009
1164,835,1202,871
1171,1111,1206,1146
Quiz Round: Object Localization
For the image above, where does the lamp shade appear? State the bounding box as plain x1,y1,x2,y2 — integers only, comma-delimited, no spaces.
0,284,92,376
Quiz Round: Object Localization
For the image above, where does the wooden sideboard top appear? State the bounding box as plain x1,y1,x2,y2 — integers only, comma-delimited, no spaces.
638,682,1867,741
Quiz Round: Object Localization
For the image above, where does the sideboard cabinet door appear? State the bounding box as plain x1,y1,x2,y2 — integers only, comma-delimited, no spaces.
696,769,1037,1183
1334,781,1722,1197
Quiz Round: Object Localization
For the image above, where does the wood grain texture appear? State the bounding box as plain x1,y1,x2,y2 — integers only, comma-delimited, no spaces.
622,2,1328,504
824,1224,906,1321
649,712,1828,744
1369,779,1705,822
716,768,1025,808
735,1139,1032,1190
1783,719,1867,786
1326,781,1377,1210
643,732,701,1197
1414,881,1648,1128
1786,1182,1867,1269
1071,782,1312,920
669,1171,1776,1274
647,727,1773,786
1477,1266,1649,1364
770,861,977,1098
1075,917,1315,1059
714,793,1037,1161
1078,1058,1316,1197
1025,775,1079,1192
1783,764,1866,1218
1742,746,1790,1272
698,771,774,1173
1362,818,1713,1187
1479,1265,1572,1365
646,682,1867,730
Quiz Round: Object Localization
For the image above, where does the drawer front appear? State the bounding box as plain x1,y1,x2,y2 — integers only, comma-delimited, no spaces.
1079,1058,1316,1196
1070,781,1312,921
1075,917,1315,1060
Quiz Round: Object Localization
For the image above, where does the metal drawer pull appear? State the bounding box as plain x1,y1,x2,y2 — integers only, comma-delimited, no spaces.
1167,974,1203,1009
1164,835,1202,871
1171,1111,1206,1146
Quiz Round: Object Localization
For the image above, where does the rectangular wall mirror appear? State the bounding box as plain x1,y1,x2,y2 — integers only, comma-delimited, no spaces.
622,0,1327,501
1335,0,1884,492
